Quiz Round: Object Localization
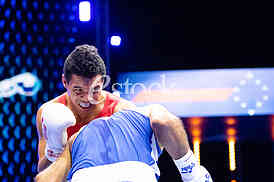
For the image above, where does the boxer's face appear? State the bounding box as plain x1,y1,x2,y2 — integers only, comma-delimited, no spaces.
62,74,104,111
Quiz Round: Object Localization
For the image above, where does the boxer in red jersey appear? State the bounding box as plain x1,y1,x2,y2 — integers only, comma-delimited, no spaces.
36,45,134,172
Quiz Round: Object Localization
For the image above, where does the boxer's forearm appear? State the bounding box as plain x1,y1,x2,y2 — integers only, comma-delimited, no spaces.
36,157,69,182
37,156,52,172
36,146,71,182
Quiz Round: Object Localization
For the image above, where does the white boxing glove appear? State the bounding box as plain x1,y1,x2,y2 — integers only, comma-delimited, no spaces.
41,103,76,162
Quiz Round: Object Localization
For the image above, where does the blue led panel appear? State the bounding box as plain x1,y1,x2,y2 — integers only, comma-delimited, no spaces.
117,68,274,117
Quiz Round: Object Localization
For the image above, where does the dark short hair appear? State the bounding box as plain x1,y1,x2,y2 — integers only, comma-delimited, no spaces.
63,44,106,82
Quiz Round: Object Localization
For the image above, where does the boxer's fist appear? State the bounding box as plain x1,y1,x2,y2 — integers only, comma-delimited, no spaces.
41,103,76,162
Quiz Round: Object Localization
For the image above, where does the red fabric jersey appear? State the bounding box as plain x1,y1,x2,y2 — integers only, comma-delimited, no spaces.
57,92,120,138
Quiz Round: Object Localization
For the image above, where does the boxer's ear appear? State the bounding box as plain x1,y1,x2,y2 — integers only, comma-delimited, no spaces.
62,74,68,89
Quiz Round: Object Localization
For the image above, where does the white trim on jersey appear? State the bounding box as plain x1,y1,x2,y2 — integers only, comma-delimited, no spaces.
70,161,158,182
150,133,161,176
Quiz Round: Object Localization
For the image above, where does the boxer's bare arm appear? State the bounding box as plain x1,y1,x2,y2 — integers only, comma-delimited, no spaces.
114,99,190,159
147,104,190,160
133,105,213,181
35,137,72,182
36,105,52,172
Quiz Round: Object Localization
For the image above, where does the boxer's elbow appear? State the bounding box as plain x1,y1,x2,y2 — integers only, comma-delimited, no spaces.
35,173,46,182
37,158,45,173
37,160,45,173
37,155,52,173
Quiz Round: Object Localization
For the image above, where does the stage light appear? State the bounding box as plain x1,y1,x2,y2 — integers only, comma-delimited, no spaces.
110,36,121,46
227,128,236,136
189,117,202,165
225,117,237,171
79,1,91,22
193,138,200,165
226,118,236,125
228,138,236,171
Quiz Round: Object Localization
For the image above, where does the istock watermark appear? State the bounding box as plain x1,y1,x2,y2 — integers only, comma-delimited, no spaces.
88,74,177,99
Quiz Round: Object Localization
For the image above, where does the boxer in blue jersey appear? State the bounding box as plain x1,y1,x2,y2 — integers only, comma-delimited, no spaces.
68,109,161,180
35,104,213,182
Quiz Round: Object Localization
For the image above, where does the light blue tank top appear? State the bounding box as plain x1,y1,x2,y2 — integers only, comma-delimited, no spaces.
67,110,161,180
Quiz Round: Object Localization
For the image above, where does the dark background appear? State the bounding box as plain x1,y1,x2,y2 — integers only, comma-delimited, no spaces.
108,1,272,73
0,0,273,181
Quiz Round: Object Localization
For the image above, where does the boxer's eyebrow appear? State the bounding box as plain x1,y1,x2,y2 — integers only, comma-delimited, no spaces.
73,87,89,93
72,87,83,92
73,86,82,89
